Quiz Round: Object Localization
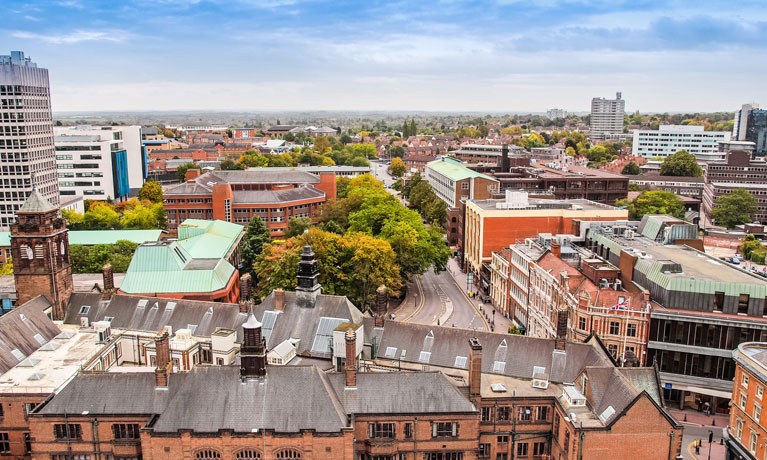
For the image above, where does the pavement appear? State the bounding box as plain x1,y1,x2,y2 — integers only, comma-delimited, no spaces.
668,408,728,460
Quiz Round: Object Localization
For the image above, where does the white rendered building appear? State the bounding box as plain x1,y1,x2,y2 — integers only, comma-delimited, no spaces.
590,92,625,137
632,125,730,162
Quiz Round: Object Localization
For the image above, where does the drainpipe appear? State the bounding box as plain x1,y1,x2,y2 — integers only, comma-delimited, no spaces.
577,422,584,460
414,417,418,459
91,418,101,460
668,431,675,460
64,412,72,458
511,391,516,460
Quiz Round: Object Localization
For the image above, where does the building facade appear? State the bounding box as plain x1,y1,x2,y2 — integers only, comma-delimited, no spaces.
726,342,767,460
590,92,625,137
546,108,568,119
733,103,767,157
425,157,499,208
703,150,767,225
54,125,143,202
632,125,730,162
0,51,59,229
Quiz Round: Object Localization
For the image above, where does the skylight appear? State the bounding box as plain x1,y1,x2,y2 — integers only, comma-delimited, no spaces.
454,356,467,368
33,334,46,345
79,306,90,315
492,361,506,373
11,349,25,361
418,351,431,363
384,347,397,358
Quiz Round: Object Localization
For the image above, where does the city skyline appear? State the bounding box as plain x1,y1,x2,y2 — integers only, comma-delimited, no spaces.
3,0,766,113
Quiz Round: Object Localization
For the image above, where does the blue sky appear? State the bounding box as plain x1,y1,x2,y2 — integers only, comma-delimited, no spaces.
4,0,767,112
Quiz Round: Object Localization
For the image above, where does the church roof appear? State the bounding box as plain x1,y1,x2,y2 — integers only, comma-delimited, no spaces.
18,189,56,213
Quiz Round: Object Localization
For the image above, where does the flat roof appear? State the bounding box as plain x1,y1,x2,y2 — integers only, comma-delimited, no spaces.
426,158,498,182
0,326,101,394
470,197,620,212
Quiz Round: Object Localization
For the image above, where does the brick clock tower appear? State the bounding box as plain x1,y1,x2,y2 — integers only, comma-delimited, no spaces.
10,189,73,320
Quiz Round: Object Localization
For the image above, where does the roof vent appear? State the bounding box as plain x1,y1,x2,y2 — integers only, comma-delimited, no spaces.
491,383,507,393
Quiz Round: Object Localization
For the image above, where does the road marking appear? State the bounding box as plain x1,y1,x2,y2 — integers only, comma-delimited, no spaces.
403,276,426,322
686,440,700,460
448,273,490,331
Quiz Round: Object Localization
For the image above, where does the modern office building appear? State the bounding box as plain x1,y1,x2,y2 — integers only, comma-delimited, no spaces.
0,51,59,229
54,125,143,202
590,92,625,137
703,150,767,226
424,157,499,208
546,108,568,119
733,103,767,157
632,125,730,162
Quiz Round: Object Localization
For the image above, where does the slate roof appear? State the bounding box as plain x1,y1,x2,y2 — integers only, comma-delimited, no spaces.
327,371,476,415
18,189,56,213
253,290,364,358
151,366,347,433
38,372,183,416
0,295,60,375
64,293,249,340
232,185,325,204
619,367,664,407
196,170,320,185
368,319,613,384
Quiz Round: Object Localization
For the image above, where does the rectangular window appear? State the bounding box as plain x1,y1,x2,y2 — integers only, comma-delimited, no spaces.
481,406,492,421
54,424,82,440
758,386,764,399
369,423,395,439
578,317,586,330
497,406,509,421
533,442,546,456
537,406,549,421
497,435,509,443
750,431,758,453
627,324,637,337
0,433,8,453
741,393,747,410
739,294,750,315
24,432,30,453
714,291,725,312
743,374,750,388
754,404,761,422
553,413,559,438
112,423,141,439
432,422,458,437
479,443,490,458
496,455,508,460
404,423,412,439
608,344,618,358
516,442,528,456
564,430,570,453
423,454,463,460
519,406,532,421
609,322,620,335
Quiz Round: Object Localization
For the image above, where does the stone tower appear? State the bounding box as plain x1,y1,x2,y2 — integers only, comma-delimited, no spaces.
240,313,266,378
296,245,321,308
10,189,73,319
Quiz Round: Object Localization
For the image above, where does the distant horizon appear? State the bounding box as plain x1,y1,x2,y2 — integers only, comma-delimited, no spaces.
5,0,765,113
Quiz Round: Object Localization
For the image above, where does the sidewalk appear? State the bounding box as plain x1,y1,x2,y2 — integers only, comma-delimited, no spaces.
669,408,729,428
445,257,514,334
685,438,726,460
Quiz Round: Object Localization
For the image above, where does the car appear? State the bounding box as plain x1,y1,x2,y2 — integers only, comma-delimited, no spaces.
731,258,741,265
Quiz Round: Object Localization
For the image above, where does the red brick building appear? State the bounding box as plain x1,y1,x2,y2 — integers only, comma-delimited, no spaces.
726,342,767,460
163,169,336,236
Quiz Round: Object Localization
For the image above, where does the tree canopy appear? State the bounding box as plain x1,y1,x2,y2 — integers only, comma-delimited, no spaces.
240,215,272,278
390,157,406,177
70,240,138,274
138,181,163,203
615,190,685,220
659,151,703,177
63,198,166,230
710,188,758,229
176,162,201,182
621,162,641,175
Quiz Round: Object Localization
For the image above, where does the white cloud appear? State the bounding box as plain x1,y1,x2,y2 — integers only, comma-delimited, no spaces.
11,29,135,44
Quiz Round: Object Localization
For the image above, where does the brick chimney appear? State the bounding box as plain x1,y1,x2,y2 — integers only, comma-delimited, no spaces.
469,337,482,400
185,168,201,182
550,240,561,258
239,273,252,302
555,309,568,351
501,143,510,172
274,288,285,311
101,263,114,300
375,284,387,328
345,329,357,388
154,330,171,388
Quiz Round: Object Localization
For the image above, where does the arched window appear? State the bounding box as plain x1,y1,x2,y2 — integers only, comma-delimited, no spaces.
236,450,261,460
195,449,221,460
275,449,301,459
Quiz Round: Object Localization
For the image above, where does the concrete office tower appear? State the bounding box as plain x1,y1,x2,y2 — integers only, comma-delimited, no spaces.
590,92,625,137
54,125,143,202
632,125,730,162
0,51,59,229
733,103,767,156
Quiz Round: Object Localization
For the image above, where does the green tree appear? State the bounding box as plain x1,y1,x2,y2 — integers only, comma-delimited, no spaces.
621,162,641,175
628,183,643,192
62,208,85,229
340,134,352,144
390,157,406,177
285,216,312,238
176,162,201,182
659,151,703,177
138,181,163,203
615,190,685,220
219,159,244,170
240,216,271,278
84,204,120,229
710,188,758,229
313,136,331,154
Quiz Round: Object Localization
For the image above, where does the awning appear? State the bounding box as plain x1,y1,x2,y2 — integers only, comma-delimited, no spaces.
667,383,732,399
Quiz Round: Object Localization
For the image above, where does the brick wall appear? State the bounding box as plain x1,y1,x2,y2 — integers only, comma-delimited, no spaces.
0,394,49,458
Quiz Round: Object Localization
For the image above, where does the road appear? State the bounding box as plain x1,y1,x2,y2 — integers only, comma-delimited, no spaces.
681,424,724,460
406,268,488,331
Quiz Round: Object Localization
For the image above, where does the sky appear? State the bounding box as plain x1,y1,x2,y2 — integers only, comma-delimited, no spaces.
3,0,767,113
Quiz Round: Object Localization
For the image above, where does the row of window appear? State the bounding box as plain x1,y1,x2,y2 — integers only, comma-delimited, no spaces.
481,405,549,423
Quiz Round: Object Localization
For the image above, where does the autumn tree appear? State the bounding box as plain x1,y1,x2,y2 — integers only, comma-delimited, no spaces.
240,215,271,278
138,180,163,203
390,157,406,177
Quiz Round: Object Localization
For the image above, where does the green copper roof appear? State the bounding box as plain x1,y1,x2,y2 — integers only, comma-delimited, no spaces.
68,230,163,246
18,189,56,213
177,219,244,259
425,157,497,182
119,219,242,295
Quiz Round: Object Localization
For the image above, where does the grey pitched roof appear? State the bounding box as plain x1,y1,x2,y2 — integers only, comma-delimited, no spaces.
151,366,347,433
619,367,663,408
18,189,56,213
253,290,364,357
164,181,214,196
64,293,248,340
198,170,320,185
327,371,475,415
0,295,60,374
38,372,183,415
368,319,612,383
232,185,325,204
583,366,639,425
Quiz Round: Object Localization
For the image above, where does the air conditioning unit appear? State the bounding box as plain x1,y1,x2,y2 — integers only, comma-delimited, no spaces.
570,412,577,423
599,279,610,289
80,317,89,328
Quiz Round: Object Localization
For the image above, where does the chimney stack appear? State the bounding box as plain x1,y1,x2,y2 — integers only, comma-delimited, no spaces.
469,337,482,401
101,263,115,300
555,309,568,351
501,143,510,172
550,240,561,258
154,330,171,388
345,329,357,388
239,273,252,303
375,285,387,327
296,245,321,308
274,288,285,311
